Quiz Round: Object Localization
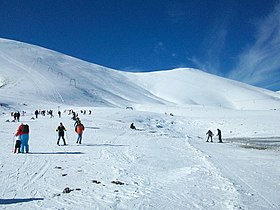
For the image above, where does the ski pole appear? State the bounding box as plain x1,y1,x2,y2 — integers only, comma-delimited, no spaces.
11,135,15,153
65,130,69,145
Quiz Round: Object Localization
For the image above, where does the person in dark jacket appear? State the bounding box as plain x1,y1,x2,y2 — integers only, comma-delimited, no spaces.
206,130,213,142
217,129,222,143
58,110,61,118
14,135,21,153
130,123,136,130
35,110,39,118
56,122,67,146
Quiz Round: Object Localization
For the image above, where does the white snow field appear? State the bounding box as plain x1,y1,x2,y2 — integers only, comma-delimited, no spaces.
0,38,280,210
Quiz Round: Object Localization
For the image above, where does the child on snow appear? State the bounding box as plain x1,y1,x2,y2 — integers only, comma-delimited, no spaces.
14,135,21,153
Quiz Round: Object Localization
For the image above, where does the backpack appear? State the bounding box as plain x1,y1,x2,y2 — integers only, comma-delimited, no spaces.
22,124,29,133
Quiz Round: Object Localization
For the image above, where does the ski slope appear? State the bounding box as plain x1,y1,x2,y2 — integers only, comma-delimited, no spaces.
0,38,280,209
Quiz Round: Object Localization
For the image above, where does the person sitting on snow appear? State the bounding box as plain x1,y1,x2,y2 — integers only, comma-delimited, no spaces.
130,123,136,130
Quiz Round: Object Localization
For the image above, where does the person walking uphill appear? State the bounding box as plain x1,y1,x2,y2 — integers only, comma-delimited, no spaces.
75,121,85,144
56,122,67,146
15,123,30,153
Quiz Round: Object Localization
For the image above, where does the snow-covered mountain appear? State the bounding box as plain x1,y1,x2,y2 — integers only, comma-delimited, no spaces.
1,38,280,111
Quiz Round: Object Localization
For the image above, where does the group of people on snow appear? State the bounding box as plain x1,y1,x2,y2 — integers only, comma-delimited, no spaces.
13,109,86,153
33,109,57,119
13,107,224,154
55,118,85,146
206,129,222,143
11,112,21,122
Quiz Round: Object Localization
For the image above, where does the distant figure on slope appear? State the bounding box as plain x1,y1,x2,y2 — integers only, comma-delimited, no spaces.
15,123,30,153
13,112,17,121
58,110,61,118
75,121,85,144
130,123,136,130
16,112,21,121
35,110,39,119
74,117,80,127
206,130,213,142
217,129,222,143
49,110,54,118
13,112,20,122
56,122,67,146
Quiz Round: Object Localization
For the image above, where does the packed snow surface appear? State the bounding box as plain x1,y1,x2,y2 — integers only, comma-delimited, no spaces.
0,38,280,209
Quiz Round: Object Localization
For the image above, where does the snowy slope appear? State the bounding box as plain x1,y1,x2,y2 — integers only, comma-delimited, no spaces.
129,68,280,110
1,38,280,111
0,39,166,110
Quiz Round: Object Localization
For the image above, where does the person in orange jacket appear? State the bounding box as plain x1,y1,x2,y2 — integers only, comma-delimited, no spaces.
75,121,85,144
15,123,29,153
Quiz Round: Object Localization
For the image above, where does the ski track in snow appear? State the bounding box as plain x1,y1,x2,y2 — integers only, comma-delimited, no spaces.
188,136,280,210
0,52,65,104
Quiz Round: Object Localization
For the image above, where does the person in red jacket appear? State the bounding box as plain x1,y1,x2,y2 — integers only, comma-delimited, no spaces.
15,123,30,153
75,121,85,144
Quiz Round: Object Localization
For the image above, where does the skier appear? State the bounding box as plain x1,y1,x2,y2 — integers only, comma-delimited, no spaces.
206,130,213,142
75,121,85,144
56,122,67,146
217,129,222,143
15,123,30,153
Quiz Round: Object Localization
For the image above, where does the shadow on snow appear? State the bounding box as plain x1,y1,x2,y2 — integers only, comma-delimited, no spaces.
74,143,128,147
27,152,84,155
0,198,44,205
85,126,100,129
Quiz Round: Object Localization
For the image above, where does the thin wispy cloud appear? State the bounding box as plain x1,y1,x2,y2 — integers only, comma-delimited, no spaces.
228,2,280,90
189,26,228,76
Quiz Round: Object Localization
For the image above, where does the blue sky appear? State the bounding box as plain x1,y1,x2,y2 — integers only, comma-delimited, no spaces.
1,0,280,91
